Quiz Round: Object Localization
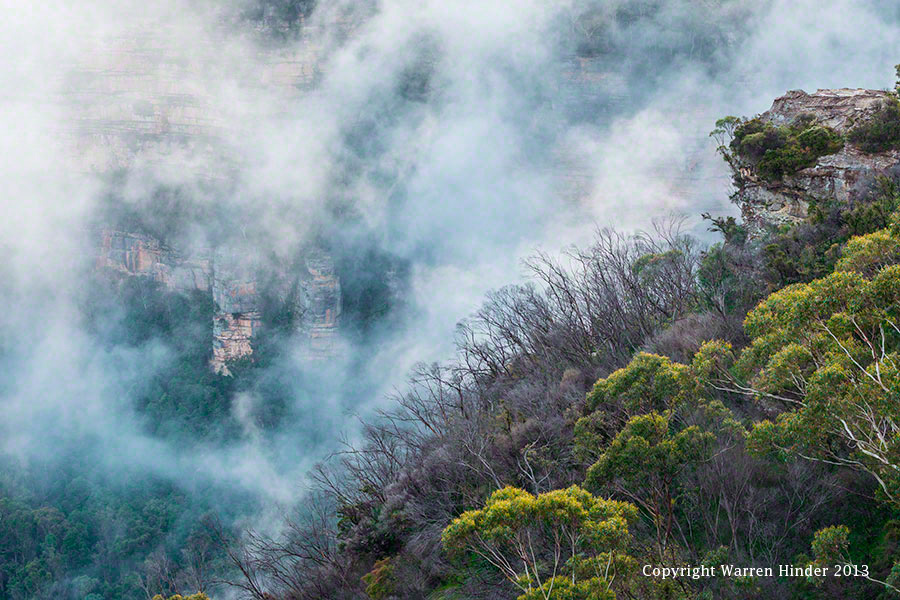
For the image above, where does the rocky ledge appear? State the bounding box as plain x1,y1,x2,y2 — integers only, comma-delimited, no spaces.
734,88,900,227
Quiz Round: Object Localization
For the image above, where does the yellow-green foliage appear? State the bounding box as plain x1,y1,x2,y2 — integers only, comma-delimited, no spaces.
804,525,854,587
151,594,210,600
585,412,714,493
576,350,740,464
585,353,696,415
836,229,900,275
573,410,614,463
724,215,900,503
362,557,396,600
516,576,616,600
577,353,696,462
576,350,738,563
442,486,638,600
690,339,736,383
811,525,851,565
583,409,718,563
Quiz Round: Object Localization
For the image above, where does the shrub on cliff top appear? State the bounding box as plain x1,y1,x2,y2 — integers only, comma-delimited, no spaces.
730,115,844,181
848,98,900,154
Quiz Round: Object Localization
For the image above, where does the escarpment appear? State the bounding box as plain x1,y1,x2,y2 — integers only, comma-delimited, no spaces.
72,24,348,372
96,229,341,372
729,88,900,227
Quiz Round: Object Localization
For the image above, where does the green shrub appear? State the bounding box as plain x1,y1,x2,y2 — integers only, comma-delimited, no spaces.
362,557,396,600
730,116,843,181
797,125,845,155
848,98,900,153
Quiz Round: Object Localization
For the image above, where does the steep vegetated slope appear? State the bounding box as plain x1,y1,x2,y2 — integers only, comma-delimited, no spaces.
221,76,900,599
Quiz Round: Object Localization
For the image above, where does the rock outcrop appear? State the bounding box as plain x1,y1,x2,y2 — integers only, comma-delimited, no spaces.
71,22,348,373
210,256,263,371
96,228,341,373
96,229,211,291
300,250,342,362
735,88,900,227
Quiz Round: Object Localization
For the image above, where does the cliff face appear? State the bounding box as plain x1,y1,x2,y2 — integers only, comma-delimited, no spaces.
210,258,263,372
72,22,348,373
736,88,900,226
61,25,323,174
96,229,212,291
97,229,341,373
301,250,341,361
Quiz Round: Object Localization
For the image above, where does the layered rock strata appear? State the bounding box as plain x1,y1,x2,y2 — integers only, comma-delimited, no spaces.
70,21,347,372
734,88,900,226
96,229,341,373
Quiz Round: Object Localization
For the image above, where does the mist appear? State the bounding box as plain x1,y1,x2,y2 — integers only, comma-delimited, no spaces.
2,0,900,597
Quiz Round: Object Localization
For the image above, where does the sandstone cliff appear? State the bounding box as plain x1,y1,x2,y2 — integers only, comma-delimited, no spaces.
96,229,341,373
71,20,349,373
96,229,211,291
734,88,900,226
60,24,324,174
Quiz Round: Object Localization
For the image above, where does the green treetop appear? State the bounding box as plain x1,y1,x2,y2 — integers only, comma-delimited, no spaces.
442,486,638,600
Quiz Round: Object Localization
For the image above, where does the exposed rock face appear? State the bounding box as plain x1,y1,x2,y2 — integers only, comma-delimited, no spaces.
212,312,260,370
209,249,342,372
60,25,324,174
302,250,341,361
96,228,341,373
73,22,348,373
211,257,263,372
96,229,211,291
764,88,892,131
735,88,900,226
